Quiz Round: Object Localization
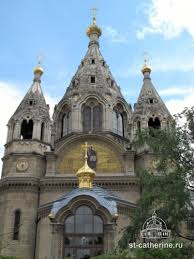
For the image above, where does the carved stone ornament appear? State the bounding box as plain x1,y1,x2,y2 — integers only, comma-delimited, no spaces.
16,158,29,172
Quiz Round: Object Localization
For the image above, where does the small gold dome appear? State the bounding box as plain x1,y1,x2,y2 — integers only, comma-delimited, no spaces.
141,56,151,74
34,65,44,75
76,142,96,189
141,65,151,74
86,17,102,37
76,161,96,189
76,162,96,176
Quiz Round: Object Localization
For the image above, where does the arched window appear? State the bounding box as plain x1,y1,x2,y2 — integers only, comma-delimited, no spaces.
40,122,45,141
82,104,102,132
64,205,104,258
61,111,72,137
93,106,102,131
21,119,33,139
13,210,21,240
112,109,124,137
83,106,91,132
148,117,161,129
137,121,141,132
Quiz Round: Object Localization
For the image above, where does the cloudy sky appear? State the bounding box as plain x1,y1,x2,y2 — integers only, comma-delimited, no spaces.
0,0,194,171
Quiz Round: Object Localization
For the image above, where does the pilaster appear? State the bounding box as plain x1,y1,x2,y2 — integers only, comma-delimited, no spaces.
104,223,117,253
50,223,63,259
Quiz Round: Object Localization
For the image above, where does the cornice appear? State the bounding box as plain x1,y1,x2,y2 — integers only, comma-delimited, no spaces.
0,177,39,192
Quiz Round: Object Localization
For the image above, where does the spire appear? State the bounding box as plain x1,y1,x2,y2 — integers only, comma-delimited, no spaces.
6,61,51,144
62,9,123,101
86,7,102,44
12,61,49,119
76,142,96,189
134,60,171,117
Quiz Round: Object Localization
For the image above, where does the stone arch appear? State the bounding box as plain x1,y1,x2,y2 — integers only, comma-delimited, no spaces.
52,100,72,140
50,197,116,259
55,196,112,224
112,103,127,137
56,134,125,174
148,117,161,130
81,98,103,133
56,103,72,139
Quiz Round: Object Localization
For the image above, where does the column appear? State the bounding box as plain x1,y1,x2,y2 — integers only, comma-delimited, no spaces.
13,120,21,139
50,223,63,259
104,105,113,131
104,223,117,253
33,120,41,140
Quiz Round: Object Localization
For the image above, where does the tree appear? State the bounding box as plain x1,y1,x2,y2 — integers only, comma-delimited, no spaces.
93,107,194,259
117,107,194,258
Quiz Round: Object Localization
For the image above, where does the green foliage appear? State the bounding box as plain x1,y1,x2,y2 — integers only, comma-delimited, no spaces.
118,107,194,258
92,250,132,259
0,256,20,259
134,241,194,259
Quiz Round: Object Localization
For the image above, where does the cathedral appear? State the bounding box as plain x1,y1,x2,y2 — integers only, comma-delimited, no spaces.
0,15,172,259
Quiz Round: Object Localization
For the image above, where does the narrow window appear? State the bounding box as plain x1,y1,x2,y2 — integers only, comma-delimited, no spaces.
13,210,21,240
149,99,154,104
91,76,95,84
61,114,67,137
21,119,33,139
118,113,124,137
91,59,95,64
67,111,72,134
93,106,102,131
112,110,124,137
40,122,45,141
137,121,141,132
83,106,92,132
29,100,33,106
61,111,72,137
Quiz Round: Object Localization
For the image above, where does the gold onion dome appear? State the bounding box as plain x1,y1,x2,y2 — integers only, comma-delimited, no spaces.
86,17,102,37
34,64,44,75
141,58,151,74
76,142,96,189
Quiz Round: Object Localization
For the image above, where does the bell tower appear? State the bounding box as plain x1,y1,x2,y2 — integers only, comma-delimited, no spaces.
0,63,52,259
132,59,173,136
2,63,52,178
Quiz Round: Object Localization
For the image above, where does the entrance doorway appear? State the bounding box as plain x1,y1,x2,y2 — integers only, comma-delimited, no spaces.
64,205,104,259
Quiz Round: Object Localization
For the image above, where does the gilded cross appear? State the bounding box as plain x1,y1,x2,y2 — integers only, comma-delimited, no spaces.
81,142,90,158
143,51,149,67
91,7,98,19
37,53,44,65
90,7,98,24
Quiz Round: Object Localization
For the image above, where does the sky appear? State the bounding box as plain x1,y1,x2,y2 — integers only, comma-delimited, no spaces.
1,0,194,171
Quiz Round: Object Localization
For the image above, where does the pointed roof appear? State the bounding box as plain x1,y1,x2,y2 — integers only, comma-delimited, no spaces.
11,65,50,120
134,66,171,117
63,16,123,100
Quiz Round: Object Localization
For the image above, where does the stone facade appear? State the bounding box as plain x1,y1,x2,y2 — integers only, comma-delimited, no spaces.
0,18,173,259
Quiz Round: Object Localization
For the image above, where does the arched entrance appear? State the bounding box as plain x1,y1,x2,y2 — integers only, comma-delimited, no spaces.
64,205,104,259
